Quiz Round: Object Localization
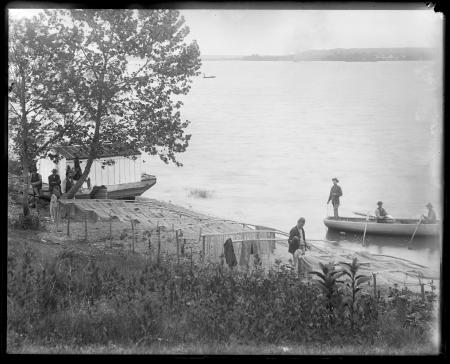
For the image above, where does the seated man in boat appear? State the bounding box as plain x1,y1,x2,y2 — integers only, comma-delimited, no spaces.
375,201,394,223
422,202,437,224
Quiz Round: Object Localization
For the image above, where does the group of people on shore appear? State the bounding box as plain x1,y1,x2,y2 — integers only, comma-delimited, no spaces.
29,156,83,200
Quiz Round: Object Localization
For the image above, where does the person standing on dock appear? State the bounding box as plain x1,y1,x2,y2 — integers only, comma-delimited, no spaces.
288,218,308,275
327,177,343,219
422,203,437,224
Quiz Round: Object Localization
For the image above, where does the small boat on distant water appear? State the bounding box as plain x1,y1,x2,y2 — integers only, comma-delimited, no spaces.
323,216,440,237
203,73,216,78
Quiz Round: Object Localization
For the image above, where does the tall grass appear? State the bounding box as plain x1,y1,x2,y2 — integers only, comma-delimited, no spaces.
7,242,439,354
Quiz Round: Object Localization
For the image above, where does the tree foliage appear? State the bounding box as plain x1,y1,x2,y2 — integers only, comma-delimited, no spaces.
8,14,82,214
43,9,202,197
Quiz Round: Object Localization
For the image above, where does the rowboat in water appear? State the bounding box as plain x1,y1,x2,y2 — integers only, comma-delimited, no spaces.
323,216,440,237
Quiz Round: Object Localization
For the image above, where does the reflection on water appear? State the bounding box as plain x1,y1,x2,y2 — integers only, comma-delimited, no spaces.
324,229,441,269
143,60,442,272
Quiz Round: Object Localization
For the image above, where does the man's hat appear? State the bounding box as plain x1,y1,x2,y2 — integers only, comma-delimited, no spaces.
52,168,57,173
377,201,383,206
426,202,433,208
332,177,339,182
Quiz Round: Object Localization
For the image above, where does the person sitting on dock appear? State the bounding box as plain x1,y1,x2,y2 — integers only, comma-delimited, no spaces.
422,203,437,224
327,178,343,219
375,201,394,223
48,169,61,197
288,218,309,275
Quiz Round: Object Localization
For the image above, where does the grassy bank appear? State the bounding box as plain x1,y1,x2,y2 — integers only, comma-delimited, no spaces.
7,233,439,355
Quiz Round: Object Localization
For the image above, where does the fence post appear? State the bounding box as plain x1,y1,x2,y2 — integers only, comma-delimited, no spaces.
372,273,377,299
157,225,161,266
202,235,206,263
56,201,60,231
130,219,135,252
190,246,193,271
183,238,186,256
176,229,180,266
84,212,88,242
109,211,112,248
420,283,425,301
67,205,71,236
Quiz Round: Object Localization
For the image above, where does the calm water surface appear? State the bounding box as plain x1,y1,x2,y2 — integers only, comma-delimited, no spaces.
142,60,442,269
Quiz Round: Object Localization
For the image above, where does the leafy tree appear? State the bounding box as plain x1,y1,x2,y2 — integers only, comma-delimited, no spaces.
43,9,202,198
8,14,84,215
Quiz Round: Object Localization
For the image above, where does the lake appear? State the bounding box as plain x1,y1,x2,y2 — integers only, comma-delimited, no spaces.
142,60,442,269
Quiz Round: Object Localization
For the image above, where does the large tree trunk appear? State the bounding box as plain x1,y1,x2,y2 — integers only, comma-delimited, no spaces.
64,103,103,199
21,157,30,216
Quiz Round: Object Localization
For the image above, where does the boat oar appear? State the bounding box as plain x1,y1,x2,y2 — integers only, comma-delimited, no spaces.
408,217,423,250
353,211,377,219
362,212,370,247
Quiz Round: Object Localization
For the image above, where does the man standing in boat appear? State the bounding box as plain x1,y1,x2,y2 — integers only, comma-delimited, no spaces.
422,202,437,224
327,177,343,219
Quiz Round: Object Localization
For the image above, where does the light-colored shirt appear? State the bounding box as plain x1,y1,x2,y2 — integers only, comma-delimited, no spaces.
297,226,305,243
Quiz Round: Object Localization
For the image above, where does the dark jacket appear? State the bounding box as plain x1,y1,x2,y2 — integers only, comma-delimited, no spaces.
328,185,343,205
30,172,42,188
288,226,306,254
48,174,61,188
224,238,237,267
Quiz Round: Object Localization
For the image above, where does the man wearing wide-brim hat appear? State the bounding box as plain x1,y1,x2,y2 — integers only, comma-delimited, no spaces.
422,202,437,224
375,201,394,223
327,178,343,219
48,168,61,197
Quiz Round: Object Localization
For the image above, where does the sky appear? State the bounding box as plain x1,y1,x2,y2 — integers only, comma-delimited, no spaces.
9,6,443,56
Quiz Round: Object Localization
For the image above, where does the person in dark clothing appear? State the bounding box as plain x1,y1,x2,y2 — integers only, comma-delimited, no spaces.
65,165,73,192
30,167,42,197
288,218,309,254
30,166,42,208
423,203,437,224
224,238,237,268
72,157,83,183
48,169,61,197
288,217,310,276
327,177,343,219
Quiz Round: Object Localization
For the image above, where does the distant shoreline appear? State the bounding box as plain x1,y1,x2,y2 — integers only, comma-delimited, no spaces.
202,47,437,62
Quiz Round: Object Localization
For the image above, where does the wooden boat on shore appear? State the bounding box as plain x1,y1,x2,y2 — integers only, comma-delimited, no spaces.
323,216,440,237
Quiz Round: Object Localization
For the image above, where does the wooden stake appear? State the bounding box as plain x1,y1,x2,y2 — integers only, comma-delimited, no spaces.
190,246,193,271
56,201,60,231
131,219,135,252
109,212,112,248
202,235,206,262
157,225,161,266
84,212,88,242
372,273,377,299
420,283,425,301
67,206,71,236
176,229,180,266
